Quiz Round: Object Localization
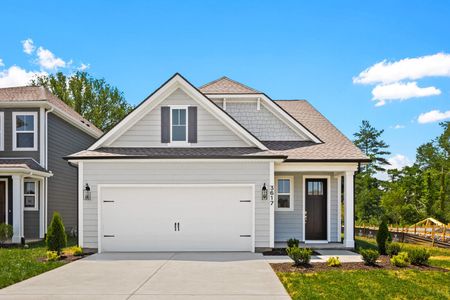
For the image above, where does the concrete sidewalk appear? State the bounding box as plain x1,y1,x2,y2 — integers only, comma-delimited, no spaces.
0,252,290,300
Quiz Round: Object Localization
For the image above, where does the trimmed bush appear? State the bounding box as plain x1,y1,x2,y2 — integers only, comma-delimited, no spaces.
386,242,402,257
287,238,299,248
376,219,390,255
326,256,341,267
73,246,83,256
408,248,431,265
391,252,409,267
0,223,13,244
287,247,312,266
360,249,379,266
46,251,60,261
46,212,67,254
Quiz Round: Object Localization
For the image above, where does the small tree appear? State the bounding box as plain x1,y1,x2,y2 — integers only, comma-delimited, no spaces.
0,223,13,244
376,219,390,255
46,212,67,254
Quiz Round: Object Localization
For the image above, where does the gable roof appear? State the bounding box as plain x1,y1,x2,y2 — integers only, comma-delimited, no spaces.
0,86,102,137
89,73,268,150
199,76,261,94
0,158,52,176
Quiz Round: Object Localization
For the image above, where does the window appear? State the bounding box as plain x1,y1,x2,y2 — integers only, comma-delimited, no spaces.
276,176,294,211
24,180,38,211
171,107,187,142
0,112,4,151
13,112,37,151
307,181,324,195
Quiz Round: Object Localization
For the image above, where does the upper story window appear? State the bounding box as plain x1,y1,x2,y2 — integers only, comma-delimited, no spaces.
0,112,4,151
171,107,188,142
13,112,38,151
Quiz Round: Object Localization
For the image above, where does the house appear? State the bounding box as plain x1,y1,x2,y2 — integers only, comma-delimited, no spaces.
66,74,369,252
0,86,102,243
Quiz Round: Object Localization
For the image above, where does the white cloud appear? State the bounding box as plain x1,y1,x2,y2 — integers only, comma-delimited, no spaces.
418,110,450,124
78,63,89,71
21,38,35,54
376,154,413,180
0,65,46,88
391,124,405,129
371,82,441,106
0,59,4,67
353,53,450,84
36,47,66,70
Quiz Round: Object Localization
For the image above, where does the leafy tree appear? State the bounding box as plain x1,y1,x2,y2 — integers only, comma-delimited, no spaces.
31,71,133,131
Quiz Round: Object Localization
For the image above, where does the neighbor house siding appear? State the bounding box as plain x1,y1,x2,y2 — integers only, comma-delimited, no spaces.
110,88,249,147
274,172,340,243
47,113,96,234
82,161,271,249
24,211,39,238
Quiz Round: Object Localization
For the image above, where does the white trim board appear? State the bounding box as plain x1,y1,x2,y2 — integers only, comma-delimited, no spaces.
0,178,8,224
12,111,38,151
0,112,4,151
274,175,294,212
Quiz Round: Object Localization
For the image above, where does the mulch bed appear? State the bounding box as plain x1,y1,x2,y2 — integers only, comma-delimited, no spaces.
271,255,449,273
263,248,320,256
37,252,93,263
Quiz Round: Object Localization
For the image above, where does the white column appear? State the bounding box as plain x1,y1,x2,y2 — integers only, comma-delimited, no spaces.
269,162,275,248
335,174,342,242
343,171,355,248
78,162,84,247
12,175,23,243
39,179,45,238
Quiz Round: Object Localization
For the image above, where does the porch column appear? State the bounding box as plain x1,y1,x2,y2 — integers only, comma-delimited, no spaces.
343,171,355,248
39,178,45,238
12,175,23,243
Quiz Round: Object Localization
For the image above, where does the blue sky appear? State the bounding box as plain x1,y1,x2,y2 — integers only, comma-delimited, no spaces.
1,0,449,168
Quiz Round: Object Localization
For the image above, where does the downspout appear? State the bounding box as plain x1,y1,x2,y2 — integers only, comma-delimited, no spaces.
44,107,54,236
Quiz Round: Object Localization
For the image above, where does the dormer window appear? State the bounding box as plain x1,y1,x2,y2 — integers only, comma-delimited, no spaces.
161,105,197,145
171,107,187,142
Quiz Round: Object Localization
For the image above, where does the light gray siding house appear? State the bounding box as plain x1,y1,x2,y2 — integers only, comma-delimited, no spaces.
67,74,369,253
0,87,102,242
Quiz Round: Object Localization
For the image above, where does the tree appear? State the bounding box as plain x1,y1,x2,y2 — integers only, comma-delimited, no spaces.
31,71,133,131
376,219,390,255
46,212,67,254
354,120,391,173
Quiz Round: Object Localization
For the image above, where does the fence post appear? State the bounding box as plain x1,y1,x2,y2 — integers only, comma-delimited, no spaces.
442,225,446,242
432,225,435,247
414,224,416,235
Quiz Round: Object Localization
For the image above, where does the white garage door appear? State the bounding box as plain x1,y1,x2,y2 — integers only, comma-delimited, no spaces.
100,185,254,252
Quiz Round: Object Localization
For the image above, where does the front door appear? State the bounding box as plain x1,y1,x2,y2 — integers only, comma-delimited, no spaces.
305,179,327,240
0,181,5,224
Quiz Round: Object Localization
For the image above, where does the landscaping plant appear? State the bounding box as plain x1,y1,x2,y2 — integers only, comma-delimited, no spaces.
326,256,341,267
72,246,83,256
376,219,390,255
287,247,312,266
386,242,402,257
46,251,59,262
391,252,409,267
46,212,67,254
360,249,379,266
408,248,431,265
0,223,13,244
287,238,299,248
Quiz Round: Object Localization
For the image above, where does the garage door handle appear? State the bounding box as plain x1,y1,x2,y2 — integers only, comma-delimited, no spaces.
177,222,180,231
174,222,180,231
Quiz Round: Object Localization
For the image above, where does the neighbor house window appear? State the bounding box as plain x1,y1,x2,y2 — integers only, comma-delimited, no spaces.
13,112,37,151
0,112,4,151
275,176,294,211
171,107,187,142
24,180,38,211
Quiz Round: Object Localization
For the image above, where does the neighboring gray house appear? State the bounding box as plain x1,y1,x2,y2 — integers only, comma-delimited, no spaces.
67,74,369,253
0,87,102,243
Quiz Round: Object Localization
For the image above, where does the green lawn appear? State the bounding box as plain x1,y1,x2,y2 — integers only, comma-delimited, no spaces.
276,237,450,300
0,238,76,289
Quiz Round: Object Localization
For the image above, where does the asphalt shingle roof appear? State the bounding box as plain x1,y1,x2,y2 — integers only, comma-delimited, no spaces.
199,77,261,94
0,158,49,173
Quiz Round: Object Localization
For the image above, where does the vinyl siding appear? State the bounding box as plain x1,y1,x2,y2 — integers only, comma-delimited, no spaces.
47,113,96,233
24,211,39,238
274,172,340,242
82,161,271,249
110,88,249,147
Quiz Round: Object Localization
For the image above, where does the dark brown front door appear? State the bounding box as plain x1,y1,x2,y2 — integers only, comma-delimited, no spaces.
0,181,5,224
305,179,327,240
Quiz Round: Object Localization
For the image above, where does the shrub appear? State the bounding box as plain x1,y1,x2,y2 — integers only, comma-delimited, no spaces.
287,247,312,266
326,256,341,267
46,251,60,262
408,248,431,265
386,242,402,257
0,223,13,244
46,212,67,254
73,246,83,256
360,249,379,266
287,238,299,248
376,219,390,255
391,252,409,267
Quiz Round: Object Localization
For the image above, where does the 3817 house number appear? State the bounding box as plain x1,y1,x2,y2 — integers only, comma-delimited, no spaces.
269,185,274,205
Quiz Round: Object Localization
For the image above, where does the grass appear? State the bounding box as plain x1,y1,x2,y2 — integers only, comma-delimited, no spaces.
0,237,77,289
276,237,450,299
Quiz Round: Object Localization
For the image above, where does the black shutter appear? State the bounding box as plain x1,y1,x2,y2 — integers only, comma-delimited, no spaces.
161,106,170,143
188,106,197,143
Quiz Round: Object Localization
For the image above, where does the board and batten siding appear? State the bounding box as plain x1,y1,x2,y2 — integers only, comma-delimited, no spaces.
47,113,96,233
274,172,340,243
110,88,249,147
81,161,271,249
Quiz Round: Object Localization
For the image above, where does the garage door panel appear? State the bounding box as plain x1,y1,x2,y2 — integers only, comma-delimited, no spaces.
100,185,253,252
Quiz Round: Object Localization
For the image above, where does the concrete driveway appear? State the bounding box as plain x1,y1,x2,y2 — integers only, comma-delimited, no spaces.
0,252,290,300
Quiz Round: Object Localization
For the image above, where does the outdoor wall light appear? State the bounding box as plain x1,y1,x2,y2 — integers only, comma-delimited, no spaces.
84,183,91,200
262,183,268,200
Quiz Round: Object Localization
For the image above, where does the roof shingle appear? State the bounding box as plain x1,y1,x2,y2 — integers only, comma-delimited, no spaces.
199,77,261,94
0,158,49,173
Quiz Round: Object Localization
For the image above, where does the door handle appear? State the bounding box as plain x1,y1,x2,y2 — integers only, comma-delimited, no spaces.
174,222,177,231
177,222,180,231
305,211,308,223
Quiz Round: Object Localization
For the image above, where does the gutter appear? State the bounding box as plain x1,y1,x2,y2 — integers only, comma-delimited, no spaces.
63,155,288,161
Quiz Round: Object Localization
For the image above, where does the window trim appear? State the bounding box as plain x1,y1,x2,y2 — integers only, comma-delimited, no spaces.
0,112,4,151
275,176,294,211
23,180,38,211
169,105,189,146
12,112,38,151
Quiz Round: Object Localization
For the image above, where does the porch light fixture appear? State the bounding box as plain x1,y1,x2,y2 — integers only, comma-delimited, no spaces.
262,183,268,200
84,183,91,200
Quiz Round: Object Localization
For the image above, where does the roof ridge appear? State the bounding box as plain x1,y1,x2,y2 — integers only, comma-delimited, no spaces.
199,76,261,94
